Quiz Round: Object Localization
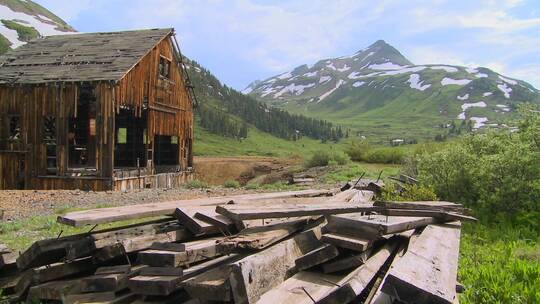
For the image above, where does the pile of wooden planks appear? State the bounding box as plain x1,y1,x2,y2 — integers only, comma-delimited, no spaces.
0,188,472,303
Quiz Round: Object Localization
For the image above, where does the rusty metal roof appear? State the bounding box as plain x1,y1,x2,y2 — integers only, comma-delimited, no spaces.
0,28,173,85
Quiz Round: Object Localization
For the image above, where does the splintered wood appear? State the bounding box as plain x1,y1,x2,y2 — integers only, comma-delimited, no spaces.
0,188,471,303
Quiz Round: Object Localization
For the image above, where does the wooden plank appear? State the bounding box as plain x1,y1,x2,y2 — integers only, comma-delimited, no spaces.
216,203,375,221
138,237,227,267
80,265,144,293
219,217,314,250
139,267,184,276
381,222,461,304
317,239,400,304
27,279,82,302
321,233,374,252
174,207,219,235
256,271,343,304
194,210,237,234
64,291,117,304
58,189,335,226
325,214,437,238
149,242,186,252
321,249,372,274
295,244,339,271
374,200,464,212
128,254,242,296
229,227,323,304
378,209,477,222
183,264,233,302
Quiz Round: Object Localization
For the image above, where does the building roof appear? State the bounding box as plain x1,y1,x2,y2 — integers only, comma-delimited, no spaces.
0,28,174,85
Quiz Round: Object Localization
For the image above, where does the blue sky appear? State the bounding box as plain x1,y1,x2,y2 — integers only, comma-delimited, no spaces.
36,0,540,90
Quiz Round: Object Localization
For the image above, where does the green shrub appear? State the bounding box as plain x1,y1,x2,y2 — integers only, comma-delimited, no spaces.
245,183,260,190
415,105,540,225
1,20,39,42
183,179,209,189
345,140,405,164
381,183,438,201
223,180,240,188
304,151,349,168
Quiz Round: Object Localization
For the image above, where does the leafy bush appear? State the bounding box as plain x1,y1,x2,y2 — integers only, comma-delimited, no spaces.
416,105,540,225
304,151,349,168
381,183,438,201
183,179,209,189
345,140,405,164
223,180,240,188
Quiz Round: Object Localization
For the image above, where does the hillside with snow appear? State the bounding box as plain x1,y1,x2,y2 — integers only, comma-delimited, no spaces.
246,40,540,139
0,0,75,53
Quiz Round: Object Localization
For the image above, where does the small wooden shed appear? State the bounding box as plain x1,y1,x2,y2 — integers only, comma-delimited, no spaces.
0,28,195,191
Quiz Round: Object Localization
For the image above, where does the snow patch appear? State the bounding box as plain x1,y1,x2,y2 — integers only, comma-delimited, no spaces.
353,81,365,87
318,80,345,102
368,62,406,70
407,74,431,91
497,83,512,98
382,66,426,76
441,77,472,86
470,117,488,129
319,76,331,83
496,104,511,112
273,83,315,98
303,71,318,77
277,72,293,80
483,92,493,97
337,64,351,72
457,94,469,100
499,75,518,85
326,62,337,71
475,73,488,78
242,87,253,94
461,101,487,111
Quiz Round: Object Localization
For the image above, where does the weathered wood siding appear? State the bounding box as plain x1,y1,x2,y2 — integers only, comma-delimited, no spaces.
0,34,194,190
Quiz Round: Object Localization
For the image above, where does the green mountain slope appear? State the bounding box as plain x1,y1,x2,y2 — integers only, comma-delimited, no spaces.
0,0,75,53
246,40,540,142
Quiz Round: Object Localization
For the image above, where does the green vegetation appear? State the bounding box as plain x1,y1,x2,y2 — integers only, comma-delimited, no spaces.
182,179,209,189
1,0,74,31
194,126,347,157
304,150,349,168
345,139,406,164
322,162,400,184
1,19,39,42
0,34,11,54
223,180,240,188
397,105,540,303
459,223,539,303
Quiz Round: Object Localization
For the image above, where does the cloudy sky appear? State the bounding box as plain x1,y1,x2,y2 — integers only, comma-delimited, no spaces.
36,0,540,90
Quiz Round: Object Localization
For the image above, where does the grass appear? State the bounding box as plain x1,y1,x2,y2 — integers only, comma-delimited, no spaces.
459,223,540,303
0,34,11,54
194,125,347,157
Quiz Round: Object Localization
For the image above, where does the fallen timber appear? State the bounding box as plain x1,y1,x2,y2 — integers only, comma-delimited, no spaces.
3,187,472,303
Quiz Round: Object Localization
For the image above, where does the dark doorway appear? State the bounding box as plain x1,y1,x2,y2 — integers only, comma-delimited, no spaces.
68,84,97,168
154,135,179,167
114,108,147,168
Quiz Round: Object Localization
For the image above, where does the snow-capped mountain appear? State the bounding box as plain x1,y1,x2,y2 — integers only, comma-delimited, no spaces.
0,0,75,53
246,40,540,137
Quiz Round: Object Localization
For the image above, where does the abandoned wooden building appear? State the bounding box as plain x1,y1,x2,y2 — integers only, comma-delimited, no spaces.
0,28,195,191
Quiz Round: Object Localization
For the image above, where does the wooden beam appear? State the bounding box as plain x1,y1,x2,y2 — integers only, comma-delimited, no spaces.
173,207,219,235
378,208,477,222
325,214,437,238
321,233,374,252
374,200,464,213
295,244,339,271
381,222,461,304
183,264,233,302
138,237,227,267
194,210,237,234
229,228,323,304
58,189,335,226
321,249,371,274
256,271,344,304
317,238,400,304
216,203,375,221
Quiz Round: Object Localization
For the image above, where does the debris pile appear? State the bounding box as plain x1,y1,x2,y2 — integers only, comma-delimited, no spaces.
0,187,474,303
